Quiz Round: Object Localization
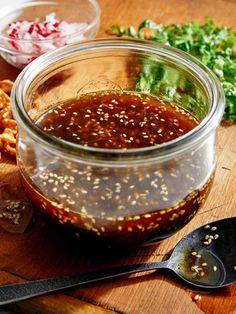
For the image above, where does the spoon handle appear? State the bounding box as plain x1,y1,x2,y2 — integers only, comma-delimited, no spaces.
0,261,169,305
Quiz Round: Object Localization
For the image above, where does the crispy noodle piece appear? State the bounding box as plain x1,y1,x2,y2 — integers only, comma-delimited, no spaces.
0,80,13,95
0,82,17,157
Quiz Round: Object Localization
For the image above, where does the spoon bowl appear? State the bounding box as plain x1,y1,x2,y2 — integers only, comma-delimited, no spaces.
167,217,235,288
0,217,235,305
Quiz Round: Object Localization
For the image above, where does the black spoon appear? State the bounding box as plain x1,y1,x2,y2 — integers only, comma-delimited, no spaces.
0,217,235,305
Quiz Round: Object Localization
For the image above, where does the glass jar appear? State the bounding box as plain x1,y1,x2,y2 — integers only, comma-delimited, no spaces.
11,38,225,245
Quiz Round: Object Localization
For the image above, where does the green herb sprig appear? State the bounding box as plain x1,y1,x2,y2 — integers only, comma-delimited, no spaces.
110,19,236,122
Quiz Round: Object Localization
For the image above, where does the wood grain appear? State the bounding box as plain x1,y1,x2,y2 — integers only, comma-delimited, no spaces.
0,0,236,313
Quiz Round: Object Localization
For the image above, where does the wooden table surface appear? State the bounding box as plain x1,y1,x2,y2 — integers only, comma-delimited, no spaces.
0,0,236,313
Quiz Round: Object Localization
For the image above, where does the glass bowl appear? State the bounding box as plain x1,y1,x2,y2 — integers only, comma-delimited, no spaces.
11,38,225,246
0,0,100,69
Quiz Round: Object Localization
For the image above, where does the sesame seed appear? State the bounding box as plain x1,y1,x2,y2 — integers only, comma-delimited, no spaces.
193,294,202,302
144,214,151,218
106,217,114,221
191,265,199,270
117,217,124,221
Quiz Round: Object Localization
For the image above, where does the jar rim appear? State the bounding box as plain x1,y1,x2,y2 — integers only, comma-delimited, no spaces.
11,38,225,161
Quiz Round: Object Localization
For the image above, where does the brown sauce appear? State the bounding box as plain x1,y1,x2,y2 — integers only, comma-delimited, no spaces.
20,91,214,244
37,91,197,148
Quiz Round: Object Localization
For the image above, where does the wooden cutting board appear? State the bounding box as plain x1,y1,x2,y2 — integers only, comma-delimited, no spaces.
0,0,236,313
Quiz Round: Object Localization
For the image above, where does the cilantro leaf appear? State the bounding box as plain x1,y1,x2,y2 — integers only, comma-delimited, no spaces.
109,19,236,122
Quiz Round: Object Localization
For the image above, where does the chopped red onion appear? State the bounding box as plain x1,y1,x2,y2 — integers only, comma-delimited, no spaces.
3,13,88,68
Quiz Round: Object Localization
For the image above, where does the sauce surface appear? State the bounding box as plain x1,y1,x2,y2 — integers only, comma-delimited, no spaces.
37,91,198,148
